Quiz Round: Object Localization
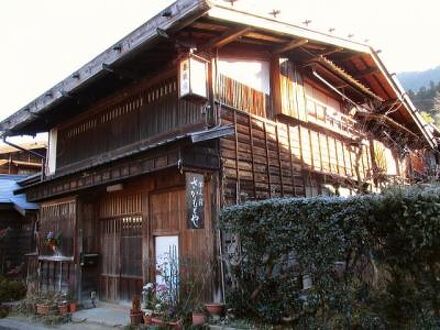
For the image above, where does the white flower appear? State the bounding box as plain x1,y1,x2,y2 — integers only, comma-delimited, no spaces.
143,309,153,316
143,283,154,290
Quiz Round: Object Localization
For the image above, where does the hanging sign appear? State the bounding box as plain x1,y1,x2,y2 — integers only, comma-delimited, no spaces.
186,172,204,229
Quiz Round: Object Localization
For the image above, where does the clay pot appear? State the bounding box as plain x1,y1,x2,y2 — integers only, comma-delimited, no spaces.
35,303,50,315
204,303,225,316
58,304,68,315
130,311,143,325
143,314,153,325
68,302,77,313
151,317,182,329
168,319,183,330
192,311,207,326
151,317,165,326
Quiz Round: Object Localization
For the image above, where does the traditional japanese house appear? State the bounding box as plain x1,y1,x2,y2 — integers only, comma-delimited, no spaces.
0,0,437,304
0,141,46,175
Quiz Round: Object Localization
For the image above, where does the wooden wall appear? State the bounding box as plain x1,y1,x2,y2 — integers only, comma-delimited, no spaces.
38,198,77,294
72,170,218,303
215,58,414,204
0,210,34,274
219,104,375,204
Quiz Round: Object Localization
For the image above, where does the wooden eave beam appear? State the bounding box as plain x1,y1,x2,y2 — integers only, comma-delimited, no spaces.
101,64,140,81
305,47,344,62
353,66,379,79
337,52,362,63
272,38,309,55
356,112,419,139
199,26,252,50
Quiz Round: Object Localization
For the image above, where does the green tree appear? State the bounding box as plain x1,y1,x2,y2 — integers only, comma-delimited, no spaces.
434,90,440,113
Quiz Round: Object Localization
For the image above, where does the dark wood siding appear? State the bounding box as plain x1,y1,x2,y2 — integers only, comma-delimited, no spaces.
56,76,206,173
219,105,374,204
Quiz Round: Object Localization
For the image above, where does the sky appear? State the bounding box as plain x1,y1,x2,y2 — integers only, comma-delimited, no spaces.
0,0,439,132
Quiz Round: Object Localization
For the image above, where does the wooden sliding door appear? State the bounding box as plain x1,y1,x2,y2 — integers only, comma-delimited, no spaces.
99,215,143,302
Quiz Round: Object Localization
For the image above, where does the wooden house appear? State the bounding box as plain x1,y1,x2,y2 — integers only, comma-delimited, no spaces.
0,142,46,175
0,0,437,304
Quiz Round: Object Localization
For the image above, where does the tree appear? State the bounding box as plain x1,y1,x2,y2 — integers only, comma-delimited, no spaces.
434,91,440,113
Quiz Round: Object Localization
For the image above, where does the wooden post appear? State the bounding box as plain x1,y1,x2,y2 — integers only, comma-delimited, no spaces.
76,198,83,303
270,56,282,118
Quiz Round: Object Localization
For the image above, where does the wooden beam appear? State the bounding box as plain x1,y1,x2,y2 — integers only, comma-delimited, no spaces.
337,52,362,63
101,64,139,81
354,67,379,79
305,47,344,62
320,47,344,57
272,38,308,55
199,26,252,50
270,56,282,116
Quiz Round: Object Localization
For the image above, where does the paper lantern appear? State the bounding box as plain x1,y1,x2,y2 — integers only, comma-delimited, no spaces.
178,54,208,101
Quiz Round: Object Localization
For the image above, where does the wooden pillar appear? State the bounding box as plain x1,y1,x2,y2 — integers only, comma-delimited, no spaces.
75,198,83,303
270,56,282,118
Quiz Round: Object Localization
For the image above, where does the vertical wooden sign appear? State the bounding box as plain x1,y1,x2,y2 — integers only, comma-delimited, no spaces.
186,172,204,229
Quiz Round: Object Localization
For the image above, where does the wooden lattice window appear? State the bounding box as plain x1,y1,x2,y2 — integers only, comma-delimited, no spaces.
39,199,76,257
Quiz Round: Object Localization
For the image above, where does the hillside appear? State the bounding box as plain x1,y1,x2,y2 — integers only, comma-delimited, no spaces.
398,65,440,92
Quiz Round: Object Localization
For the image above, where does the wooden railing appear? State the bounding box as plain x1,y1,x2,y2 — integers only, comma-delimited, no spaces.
55,77,206,174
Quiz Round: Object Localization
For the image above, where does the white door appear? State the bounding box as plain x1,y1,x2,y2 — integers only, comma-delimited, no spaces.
154,236,179,300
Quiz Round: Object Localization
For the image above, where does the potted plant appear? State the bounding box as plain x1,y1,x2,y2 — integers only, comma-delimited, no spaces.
141,283,155,324
192,304,207,326
204,302,225,317
58,299,68,315
35,292,57,316
66,292,77,313
58,302,68,315
35,302,50,316
129,295,143,325
143,308,154,325
45,231,62,253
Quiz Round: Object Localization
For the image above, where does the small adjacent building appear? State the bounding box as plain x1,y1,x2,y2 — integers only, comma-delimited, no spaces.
0,0,437,304
0,175,38,276
0,142,46,175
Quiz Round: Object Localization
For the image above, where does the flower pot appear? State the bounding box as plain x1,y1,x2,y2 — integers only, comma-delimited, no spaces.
143,314,153,325
192,312,207,326
130,311,143,325
168,319,183,329
205,303,225,316
68,302,77,313
58,304,68,315
151,317,182,329
151,317,166,326
35,303,50,316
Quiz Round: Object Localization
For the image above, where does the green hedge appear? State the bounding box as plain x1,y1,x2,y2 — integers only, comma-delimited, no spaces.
220,185,440,328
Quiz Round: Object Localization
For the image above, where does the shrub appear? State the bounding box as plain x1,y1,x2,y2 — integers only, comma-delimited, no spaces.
0,277,26,303
220,184,440,328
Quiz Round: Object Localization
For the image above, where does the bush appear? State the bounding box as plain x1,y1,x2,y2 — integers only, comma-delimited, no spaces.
0,277,26,303
220,185,440,328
